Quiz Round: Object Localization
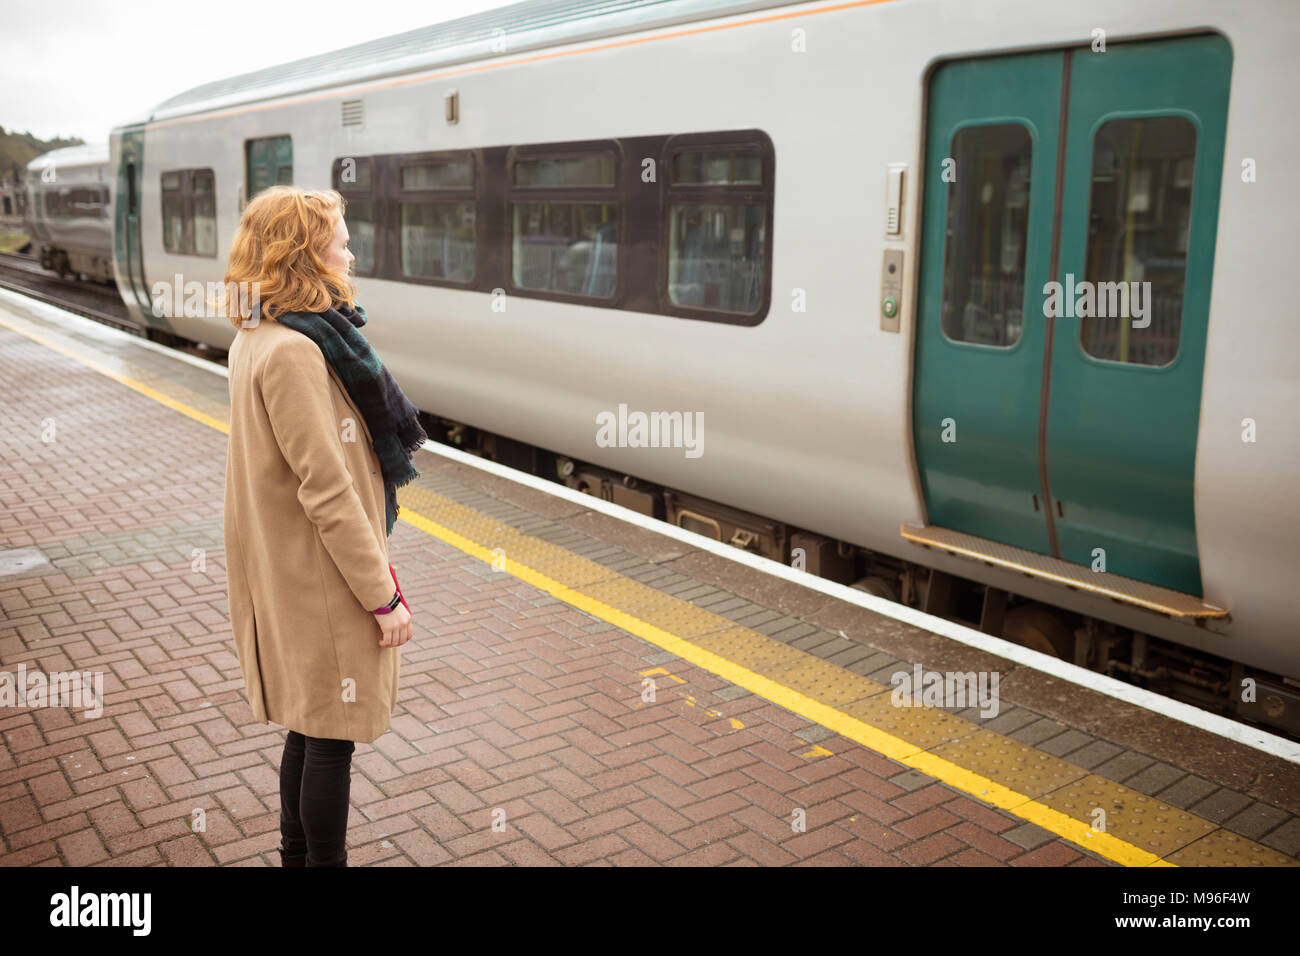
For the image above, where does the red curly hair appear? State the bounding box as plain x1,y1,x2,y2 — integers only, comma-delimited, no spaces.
221,186,355,328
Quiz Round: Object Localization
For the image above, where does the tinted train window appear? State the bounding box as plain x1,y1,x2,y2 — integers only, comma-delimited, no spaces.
399,155,476,282
333,157,376,275
939,124,1032,348
510,147,617,298
515,153,612,188
322,130,773,324
246,136,292,201
666,145,767,315
1080,116,1195,367
192,171,216,256
161,172,185,253
160,168,217,257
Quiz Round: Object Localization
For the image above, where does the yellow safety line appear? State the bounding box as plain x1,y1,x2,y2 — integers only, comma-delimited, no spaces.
0,308,1175,867
400,509,1166,867
0,314,230,434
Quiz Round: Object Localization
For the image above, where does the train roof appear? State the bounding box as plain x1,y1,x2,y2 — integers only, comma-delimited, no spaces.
137,0,795,125
26,143,110,172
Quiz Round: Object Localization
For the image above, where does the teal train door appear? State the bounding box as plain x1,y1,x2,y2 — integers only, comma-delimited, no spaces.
113,125,155,322
913,35,1231,596
245,135,293,201
1047,36,1231,595
912,52,1064,554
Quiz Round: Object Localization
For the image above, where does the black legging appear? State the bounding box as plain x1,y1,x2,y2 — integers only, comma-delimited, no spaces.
279,730,356,866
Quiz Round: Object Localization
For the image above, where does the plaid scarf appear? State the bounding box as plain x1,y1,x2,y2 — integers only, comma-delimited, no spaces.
275,301,427,537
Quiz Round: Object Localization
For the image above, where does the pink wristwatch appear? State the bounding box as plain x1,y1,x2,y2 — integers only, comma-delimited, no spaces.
373,589,401,614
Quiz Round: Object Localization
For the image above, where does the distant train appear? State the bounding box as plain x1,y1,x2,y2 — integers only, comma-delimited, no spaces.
87,0,1300,735
23,143,114,282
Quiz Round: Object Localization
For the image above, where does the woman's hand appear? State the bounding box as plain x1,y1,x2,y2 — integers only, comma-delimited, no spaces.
375,603,413,647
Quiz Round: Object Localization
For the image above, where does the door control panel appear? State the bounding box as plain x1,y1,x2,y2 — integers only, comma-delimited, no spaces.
881,249,903,332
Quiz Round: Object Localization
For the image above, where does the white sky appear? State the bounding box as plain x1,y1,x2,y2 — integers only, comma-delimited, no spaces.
0,0,510,143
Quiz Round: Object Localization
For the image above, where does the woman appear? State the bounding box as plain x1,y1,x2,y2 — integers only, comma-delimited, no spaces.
221,186,427,867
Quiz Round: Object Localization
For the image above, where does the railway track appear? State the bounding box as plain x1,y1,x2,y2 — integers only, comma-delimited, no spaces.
0,252,136,330
0,253,225,363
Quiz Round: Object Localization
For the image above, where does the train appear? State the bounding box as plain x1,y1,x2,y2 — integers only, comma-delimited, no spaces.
22,143,114,282
23,0,1296,735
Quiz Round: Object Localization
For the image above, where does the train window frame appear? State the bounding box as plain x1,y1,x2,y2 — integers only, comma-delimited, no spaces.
331,156,380,278
1077,113,1197,371
387,149,480,289
505,139,624,306
935,120,1034,352
658,130,774,326
159,168,218,258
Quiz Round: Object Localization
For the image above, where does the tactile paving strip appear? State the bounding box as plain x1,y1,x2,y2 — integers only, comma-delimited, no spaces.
929,729,1088,798
1165,828,1300,867
691,627,814,674
843,694,984,752
763,655,887,707
1040,775,1218,858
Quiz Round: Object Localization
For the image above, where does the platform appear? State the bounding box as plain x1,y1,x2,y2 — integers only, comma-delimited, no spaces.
0,288,1297,867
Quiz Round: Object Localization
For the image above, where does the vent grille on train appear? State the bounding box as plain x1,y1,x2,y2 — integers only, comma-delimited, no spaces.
341,99,364,127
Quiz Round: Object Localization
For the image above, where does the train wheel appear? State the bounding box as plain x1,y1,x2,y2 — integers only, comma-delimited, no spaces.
1001,605,1074,659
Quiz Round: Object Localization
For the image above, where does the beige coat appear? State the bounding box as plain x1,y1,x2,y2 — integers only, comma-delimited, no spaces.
223,317,400,743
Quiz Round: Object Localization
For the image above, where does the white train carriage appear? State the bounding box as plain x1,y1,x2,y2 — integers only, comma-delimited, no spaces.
109,0,1300,732
25,143,114,281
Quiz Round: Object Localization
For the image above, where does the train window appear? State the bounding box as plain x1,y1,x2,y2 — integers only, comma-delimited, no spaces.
939,124,1031,348
509,146,617,298
192,170,217,257
672,149,761,186
246,136,292,199
161,168,217,257
333,157,377,275
665,143,768,316
511,201,616,296
161,172,185,253
400,202,475,281
667,204,765,313
398,154,476,282
337,159,372,192
403,158,472,190
1080,116,1195,367
514,153,613,188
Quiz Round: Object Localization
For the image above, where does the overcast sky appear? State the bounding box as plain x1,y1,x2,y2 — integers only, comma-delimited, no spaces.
0,0,509,143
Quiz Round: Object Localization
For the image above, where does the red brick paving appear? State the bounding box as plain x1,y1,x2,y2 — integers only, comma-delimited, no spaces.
0,319,1118,867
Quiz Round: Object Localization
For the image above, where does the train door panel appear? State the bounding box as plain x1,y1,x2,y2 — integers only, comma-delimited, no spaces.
912,52,1063,554
113,125,155,321
913,35,1231,597
1048,35,1231,595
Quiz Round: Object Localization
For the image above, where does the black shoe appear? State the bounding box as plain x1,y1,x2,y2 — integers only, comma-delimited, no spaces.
305,849,347,867
277,844,307,867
